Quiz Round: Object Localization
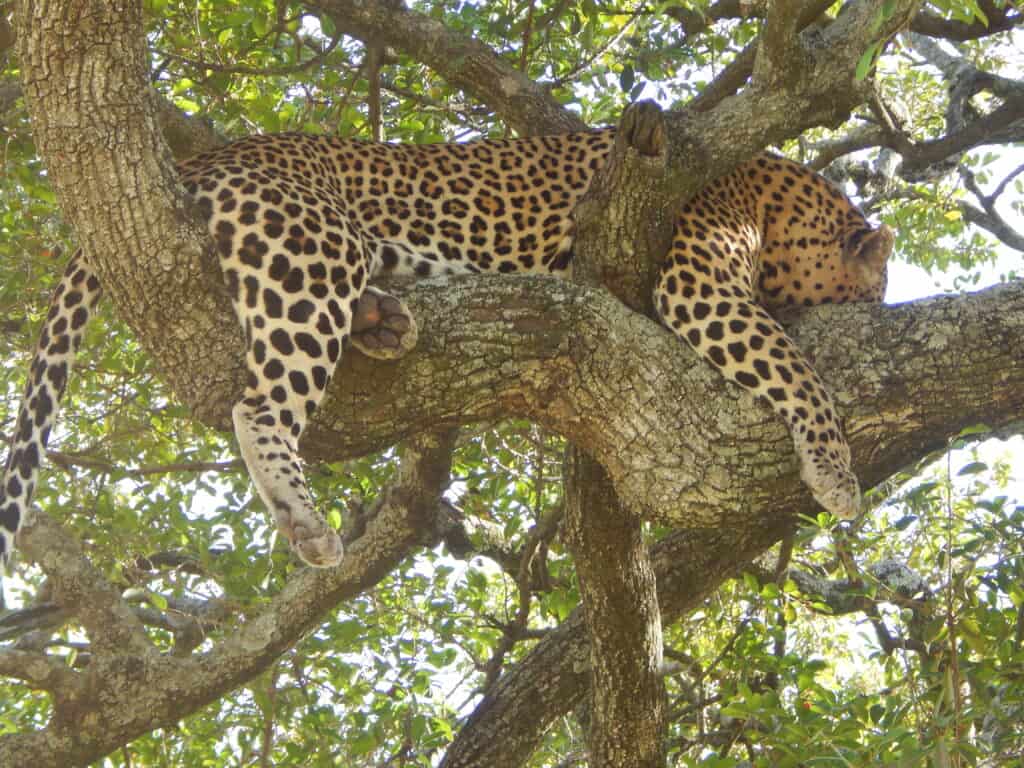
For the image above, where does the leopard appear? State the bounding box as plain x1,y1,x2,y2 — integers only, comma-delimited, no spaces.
0,125,891,569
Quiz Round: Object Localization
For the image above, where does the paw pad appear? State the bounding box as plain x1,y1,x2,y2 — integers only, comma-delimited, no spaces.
350,288,419,360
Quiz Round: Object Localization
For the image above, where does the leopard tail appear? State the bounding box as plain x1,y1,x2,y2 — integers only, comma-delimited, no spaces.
1,251,102,567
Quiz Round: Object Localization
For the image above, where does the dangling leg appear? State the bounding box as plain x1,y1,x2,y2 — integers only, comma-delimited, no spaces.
216,209,369,566
654,207,860,519
229,273,356,566
231,396,343,567
1,251,103,565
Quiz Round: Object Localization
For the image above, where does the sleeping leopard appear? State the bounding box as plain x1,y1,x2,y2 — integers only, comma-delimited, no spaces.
0,126,891,567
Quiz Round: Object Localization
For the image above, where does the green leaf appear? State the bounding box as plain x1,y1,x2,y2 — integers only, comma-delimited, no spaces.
761,582,780,599
350,729,378,756
855,41,880,81
327,507,342,529
619,64,635,94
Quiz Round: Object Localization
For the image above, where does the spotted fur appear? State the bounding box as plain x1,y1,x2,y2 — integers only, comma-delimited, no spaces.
0,128,890,567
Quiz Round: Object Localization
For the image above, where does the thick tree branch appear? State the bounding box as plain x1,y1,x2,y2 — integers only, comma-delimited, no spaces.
665,2,1020,45
536,119,690,758
785,559,932,617
17,0,242,432
0,75,223,160
909,7,1022,41
18,512,154,657
687,0,834,114
662,0,921,193
755,0,818,86
10,265,1012,606
0,648,82,691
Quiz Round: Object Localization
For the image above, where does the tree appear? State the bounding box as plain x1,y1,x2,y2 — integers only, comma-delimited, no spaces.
0,0,1022,765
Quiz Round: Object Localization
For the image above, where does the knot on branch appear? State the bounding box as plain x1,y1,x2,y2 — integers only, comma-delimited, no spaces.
571,100,673,310
617,99,667,159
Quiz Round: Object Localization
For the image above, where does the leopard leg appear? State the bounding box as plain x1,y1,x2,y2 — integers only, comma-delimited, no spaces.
654,209,860,519
232,392,343,567
349,286,419,361
1,251,103,566
215,207,368,567
229,271,356,567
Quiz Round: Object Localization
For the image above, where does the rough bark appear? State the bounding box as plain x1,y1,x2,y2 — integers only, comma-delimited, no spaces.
573,100,671,314
295,277,1024,527
16,0,243,429
564,452,666,767
561,101,672,767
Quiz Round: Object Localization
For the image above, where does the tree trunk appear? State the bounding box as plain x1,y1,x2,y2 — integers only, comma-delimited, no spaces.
565,451,667,767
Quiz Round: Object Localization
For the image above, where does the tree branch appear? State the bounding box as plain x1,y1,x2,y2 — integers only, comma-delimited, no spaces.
664,2,1021,45
17,512,154,657
909,7,1022,41
437,277,1024,764
688,0,835,114
304,0,585,136
0,430,457,767
442,519,793,767
959,164,1024,252
818,157,1024,252
0,649,82,691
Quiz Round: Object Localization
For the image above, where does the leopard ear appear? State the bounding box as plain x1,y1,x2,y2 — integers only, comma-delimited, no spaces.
846,224,894,271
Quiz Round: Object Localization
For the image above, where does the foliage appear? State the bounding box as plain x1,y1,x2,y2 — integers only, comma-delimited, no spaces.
0,0,1022,765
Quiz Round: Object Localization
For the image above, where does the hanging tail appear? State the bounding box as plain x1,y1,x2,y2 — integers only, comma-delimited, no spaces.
1,251,102,567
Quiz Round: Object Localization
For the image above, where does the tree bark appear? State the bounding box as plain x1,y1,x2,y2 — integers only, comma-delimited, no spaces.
16,0,242,427
565,452,666,767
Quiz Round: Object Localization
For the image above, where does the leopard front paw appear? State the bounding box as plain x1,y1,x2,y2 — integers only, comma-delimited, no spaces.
800,460,861,521
350,287,419,361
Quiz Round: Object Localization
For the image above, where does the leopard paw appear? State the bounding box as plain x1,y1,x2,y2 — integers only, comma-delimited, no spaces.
350,287,419,360
800,461,861,521
291,524,344,568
